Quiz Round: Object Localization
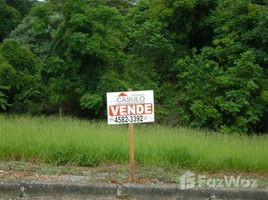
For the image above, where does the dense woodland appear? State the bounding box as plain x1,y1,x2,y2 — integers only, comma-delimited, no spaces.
0,0,267,133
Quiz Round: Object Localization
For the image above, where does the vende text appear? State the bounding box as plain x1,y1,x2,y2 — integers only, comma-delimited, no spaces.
109,104,153,116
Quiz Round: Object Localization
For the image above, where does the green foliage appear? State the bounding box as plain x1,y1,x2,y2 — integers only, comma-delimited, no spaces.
155,83,180,125
6,0,37,17
129,20,174,74
41,56,70,109
80,93,102,110
0,0,21,41
0,54,15,111
10,1,62,58
125,0,218,124
208,0,268,67
0,39,37,74
261,90,268,103
0,40,46,114
97,69,127,93
106,0,132,14
129,0,216,64
10,74,47,114
43,0,129,115
0,54,16,87
0,90,10,111
0,0,268,133
175,48,266,132
122,55,159,90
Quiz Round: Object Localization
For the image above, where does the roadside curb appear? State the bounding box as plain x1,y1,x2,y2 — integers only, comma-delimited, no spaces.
0,181,267,199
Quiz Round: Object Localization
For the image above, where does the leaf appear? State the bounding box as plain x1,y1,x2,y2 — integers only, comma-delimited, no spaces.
80,93,102,110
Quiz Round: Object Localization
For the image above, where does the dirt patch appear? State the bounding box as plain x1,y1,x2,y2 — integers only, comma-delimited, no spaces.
0,161,267,188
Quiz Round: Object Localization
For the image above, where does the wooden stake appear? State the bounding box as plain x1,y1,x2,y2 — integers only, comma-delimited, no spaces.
128,88,135,183
59,106,62,118
129,122,135,183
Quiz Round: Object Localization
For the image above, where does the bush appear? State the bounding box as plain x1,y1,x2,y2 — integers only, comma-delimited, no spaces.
0,39,37,74
175,50,266,133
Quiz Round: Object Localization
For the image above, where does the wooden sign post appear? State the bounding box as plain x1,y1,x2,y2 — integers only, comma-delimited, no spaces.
106,90,154,183
128,89,135,183
128,117,135,182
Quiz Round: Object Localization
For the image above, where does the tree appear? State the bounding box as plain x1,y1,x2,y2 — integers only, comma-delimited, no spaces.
0,39,37,74
175,50,266,132
10,1,62,59
0,39,46,114
173,0,268,132
208,0,268,70
128,0,216,80
127,0,217,124
42,0,128,117
0,54,15,111
106,0,132,14
0,0,21,41
6,0,38,17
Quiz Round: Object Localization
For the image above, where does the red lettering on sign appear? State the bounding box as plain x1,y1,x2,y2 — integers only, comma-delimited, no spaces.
109,104,153,116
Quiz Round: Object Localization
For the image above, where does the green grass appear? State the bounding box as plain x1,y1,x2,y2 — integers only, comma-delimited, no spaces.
0,115,267,172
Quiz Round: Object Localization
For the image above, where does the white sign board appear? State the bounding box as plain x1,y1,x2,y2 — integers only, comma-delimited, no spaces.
107,90,154,125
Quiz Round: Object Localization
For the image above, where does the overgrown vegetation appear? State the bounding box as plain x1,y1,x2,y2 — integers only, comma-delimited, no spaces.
0,0,267,133
0,115,267,171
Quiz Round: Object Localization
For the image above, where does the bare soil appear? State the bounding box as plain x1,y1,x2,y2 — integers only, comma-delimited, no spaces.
0,161,267,188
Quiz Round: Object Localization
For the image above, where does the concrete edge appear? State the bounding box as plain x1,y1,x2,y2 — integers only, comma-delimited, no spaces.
122,184,268,199
0,181,267,199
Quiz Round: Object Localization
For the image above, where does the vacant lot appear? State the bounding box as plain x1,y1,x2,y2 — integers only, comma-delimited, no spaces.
0,115,267,172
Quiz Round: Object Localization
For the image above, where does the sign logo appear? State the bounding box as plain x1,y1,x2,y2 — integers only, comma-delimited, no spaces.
106,90,154,124
118,92,127,97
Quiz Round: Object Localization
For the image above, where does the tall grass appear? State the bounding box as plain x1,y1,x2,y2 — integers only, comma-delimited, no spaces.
0,115,267,172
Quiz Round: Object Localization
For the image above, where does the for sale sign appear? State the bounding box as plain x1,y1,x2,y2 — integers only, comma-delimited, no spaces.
107,90,154,124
